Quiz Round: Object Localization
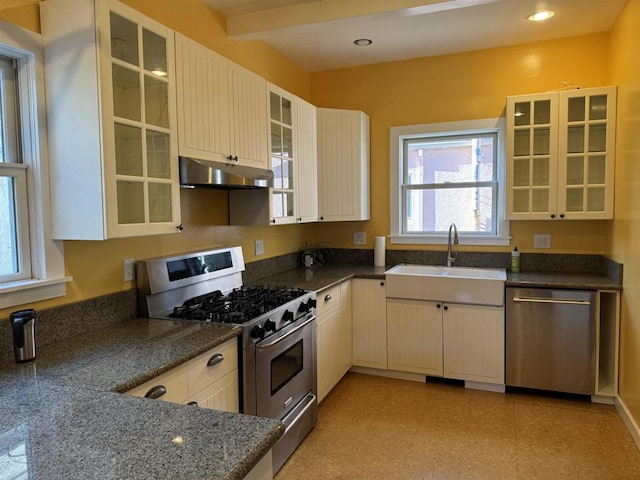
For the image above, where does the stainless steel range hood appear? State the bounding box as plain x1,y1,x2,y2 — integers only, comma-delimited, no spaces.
179,156,273,189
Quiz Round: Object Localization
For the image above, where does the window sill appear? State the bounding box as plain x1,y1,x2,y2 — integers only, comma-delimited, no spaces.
389,234,511,246
0,276,73,309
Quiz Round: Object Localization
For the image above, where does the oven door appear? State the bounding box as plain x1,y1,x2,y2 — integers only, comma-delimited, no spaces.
255,313,316,420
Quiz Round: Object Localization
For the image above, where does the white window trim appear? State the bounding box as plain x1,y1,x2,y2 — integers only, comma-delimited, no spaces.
0,19,71,309
390,117,510,246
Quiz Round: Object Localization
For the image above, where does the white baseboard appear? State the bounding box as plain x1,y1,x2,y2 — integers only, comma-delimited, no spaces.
615,396,640,451
465,380,505,393
349,366,425,383
591,394,616,405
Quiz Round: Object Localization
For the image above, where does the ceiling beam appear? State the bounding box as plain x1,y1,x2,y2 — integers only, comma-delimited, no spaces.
224,0,492,39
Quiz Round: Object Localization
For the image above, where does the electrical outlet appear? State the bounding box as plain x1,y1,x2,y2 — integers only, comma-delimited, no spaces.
534,234,551,249
353,232,366,245
123,258,135,282
255,239,264,256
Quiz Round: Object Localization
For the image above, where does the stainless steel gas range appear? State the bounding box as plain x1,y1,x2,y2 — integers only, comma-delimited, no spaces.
136,246,317,474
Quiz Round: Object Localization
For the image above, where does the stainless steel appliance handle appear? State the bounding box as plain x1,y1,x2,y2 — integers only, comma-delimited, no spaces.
256,315,315,349
512,297,591,306
284,393,317,435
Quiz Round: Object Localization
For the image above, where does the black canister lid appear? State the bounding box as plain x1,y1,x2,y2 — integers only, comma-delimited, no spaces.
9,308,37,321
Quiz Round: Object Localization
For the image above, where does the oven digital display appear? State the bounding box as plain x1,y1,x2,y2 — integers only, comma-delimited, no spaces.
166,252,233,281
271,340,303,396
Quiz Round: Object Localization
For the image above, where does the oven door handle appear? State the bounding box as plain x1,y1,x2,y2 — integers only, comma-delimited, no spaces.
256,315,315,349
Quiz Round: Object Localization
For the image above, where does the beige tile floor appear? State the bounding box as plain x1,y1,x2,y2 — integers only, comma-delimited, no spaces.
275,373,640,479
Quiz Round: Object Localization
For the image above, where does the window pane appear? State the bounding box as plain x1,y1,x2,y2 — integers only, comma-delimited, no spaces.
0,175,18,275
405,186,494,233
405,135,495,185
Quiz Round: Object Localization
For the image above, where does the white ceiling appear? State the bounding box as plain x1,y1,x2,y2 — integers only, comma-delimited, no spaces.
203,0,627,72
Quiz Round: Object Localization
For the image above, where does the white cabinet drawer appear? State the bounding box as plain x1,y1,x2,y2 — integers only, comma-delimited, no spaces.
316,284,342,317
185,338,238,397
126,365,189,404
184,370,240,413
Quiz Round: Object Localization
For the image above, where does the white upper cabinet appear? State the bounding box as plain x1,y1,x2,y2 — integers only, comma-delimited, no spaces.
175,33,268,169
506,86,616,220
317,108,370,221
292,96,319,223
229,85,318,225
41,0,181,239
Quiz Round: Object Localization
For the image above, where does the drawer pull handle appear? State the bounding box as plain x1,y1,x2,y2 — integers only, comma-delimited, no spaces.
187,401,199,406
207,353,224,367
324,294,332,302
145,385,167,399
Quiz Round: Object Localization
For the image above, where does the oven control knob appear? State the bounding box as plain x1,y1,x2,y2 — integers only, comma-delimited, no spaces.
251,324,265,340
298,301,310,313
308,298,317,309
264,319,277,332
282,310,294,322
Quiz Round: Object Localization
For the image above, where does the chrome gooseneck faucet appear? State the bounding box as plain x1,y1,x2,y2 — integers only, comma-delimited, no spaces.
447,222,459,267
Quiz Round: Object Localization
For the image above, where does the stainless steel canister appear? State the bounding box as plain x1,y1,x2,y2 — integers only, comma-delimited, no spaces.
10,309,36,363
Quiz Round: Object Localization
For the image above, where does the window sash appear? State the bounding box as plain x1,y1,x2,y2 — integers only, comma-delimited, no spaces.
0,163,30,282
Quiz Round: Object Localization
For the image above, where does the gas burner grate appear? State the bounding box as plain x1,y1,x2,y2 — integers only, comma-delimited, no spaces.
169,285,308,323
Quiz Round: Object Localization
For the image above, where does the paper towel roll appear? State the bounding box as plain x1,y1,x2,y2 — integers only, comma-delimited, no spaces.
374,236,386,267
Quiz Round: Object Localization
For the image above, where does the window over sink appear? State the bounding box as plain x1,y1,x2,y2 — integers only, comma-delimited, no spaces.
390,118,510,246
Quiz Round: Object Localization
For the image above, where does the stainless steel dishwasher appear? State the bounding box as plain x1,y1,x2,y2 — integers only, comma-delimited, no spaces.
506,287,596,395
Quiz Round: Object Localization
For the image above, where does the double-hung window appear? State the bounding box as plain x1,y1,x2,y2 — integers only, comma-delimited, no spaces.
0,20,68,309
390,118,510,245
0,55,30,283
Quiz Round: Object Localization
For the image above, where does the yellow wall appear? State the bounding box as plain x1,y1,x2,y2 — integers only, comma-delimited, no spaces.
0,0,313,318
608,0,640,435
308,33,612,254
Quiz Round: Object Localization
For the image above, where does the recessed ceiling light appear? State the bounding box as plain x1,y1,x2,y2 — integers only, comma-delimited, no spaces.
353,38,373,47
528,10,554,22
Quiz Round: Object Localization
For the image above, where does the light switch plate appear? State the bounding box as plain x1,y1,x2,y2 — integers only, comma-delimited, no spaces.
354,232,366,245
534,234,551,249
255,239,264,256
123,258,135,282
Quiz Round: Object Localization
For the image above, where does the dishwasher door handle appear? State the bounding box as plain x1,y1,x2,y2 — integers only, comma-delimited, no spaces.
512,297,591,306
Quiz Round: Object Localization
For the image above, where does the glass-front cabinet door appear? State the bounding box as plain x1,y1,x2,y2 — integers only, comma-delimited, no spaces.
103,1,180,237
269,87,296,224
506,93,559,219
506,86,616,220
557,87,616,219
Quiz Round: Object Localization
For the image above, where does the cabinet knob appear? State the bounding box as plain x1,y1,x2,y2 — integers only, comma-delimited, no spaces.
271,219,276,224
443,305,448,311
550,214,556,219
437,304,441,309
227,155,233,162
380,282,385,287
176,224,184,231
233,156,239,162
324,294,332,302
320,216,324,220
560,213,565,219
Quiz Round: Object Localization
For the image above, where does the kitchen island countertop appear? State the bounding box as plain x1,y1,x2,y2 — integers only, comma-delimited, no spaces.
0,318,283,480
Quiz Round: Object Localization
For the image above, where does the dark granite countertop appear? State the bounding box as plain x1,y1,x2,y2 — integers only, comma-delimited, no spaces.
250,263,622,292
0,319,283,480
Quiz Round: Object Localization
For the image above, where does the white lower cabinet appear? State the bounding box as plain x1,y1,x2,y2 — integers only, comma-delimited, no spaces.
126,338,239,412
386,299,505,385
387,299,442,376
352,279,387,369
316,280,352,403
443,304,505,384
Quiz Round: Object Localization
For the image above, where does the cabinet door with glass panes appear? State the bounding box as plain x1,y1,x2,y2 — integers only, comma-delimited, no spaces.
40,0,180,240
268,86,296,224
557,87,616,219
506,93,559,220
506,87,616,220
